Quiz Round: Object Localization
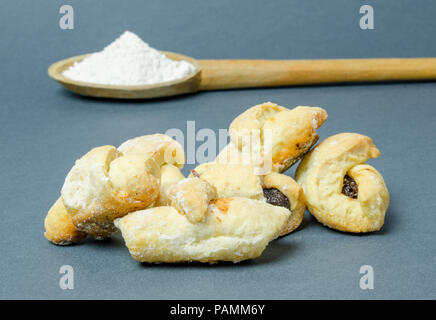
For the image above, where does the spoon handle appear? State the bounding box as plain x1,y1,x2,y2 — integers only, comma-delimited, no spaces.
198,58,436,90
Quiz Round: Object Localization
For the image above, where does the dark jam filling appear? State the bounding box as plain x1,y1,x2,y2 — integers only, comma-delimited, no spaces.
263,188,290,210
342,174,358,199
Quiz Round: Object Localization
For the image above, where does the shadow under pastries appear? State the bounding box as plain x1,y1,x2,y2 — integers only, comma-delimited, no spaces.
70,232,126,248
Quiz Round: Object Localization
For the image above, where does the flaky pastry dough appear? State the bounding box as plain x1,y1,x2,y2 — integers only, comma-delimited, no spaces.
44,198,87,245
118,133,185,168
167,177,217,223
61,145,160,239
45,134,185,244
115,197,290,263
191,163,264,199
226,102,327,172
190,162,306,235
155,163,185,206
262,172,306,236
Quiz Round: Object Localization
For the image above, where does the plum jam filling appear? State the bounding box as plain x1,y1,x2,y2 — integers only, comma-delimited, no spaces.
342,174,358,199
263,188,290,209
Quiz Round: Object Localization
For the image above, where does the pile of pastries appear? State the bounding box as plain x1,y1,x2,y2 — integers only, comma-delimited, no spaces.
44,102,389,263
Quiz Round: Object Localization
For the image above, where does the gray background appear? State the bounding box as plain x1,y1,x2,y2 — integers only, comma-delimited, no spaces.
0,0,435,299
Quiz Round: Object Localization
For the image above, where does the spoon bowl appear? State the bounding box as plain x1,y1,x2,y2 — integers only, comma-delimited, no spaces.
48,52,201,99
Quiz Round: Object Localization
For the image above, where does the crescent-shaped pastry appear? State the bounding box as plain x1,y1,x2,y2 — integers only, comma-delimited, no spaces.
44,134,185,244
295,133,389,233
227,102,327,173
115,197,290,263
61,145,161,239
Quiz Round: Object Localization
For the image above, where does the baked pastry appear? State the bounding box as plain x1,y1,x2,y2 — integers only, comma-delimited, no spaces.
119,134,186,206
191,163,264,199
115,197,290,263
190,162,305,235
166,177,217,223
44,198,87,245
295,133,389,233
118,133,185,168
225,102,327,173
61,145,161,239
44,134,184,244
155,164,185,206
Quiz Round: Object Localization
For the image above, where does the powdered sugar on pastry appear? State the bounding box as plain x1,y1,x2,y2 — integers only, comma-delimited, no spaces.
61,145,161,239
115,197,290,263
167,177,217,223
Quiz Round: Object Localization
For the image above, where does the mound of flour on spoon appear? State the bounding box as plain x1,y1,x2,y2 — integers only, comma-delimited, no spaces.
63,31,195,86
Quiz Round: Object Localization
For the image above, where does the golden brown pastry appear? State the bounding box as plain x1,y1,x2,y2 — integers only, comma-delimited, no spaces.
224,102,327,173
295,133,389,233
190,162,306,235
166,177,217,223
44,198,87,245
44,134,184,244
61,145,161,239
118,133,185,168
191,163,264,199
115,197,290,263
119,134,186,206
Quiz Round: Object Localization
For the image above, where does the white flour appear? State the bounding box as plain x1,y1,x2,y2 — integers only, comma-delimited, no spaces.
62,31,195,85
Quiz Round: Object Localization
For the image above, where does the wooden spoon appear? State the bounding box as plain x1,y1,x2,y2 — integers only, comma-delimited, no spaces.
48,52,436,99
